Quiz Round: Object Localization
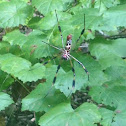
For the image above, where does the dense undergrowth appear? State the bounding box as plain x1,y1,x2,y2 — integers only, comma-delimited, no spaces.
0,0,126,126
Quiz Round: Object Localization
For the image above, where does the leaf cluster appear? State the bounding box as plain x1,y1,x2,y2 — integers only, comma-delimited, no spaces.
0,0,126,125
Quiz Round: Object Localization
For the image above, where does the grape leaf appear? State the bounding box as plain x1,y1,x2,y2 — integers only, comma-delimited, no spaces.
39,102,101,126
3,30,57,58
0,53,45,82
110,39,126,58
0,70,14,91
99,4,126,31
0,53,31,74
22,30,58,59
38,8,102,47
3,30,27,48
54,53,108,96
99,108,126,126
0,92,14,111
89,37,126,69
89,65,126,110
38,11,72,31
32,0,74,15
89,85,126,110
22,83,68,112
94,0,120,8
99,108,114,126
0,0,33,28
104,66,126,85
14,63,45,83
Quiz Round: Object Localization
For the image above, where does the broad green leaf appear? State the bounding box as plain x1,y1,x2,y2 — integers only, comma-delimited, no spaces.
104,66,126,85
22,83,68,112
89,37,126,69
0,70,14,91
0,0,33,28
54,53,108,96
89,85,126,110
0,41,23,57
99,108,114,126
38,11,72,30
15,63,45,83
112,110,126,126
39,8,102,47
110,39,126,57
3,29,58,59
99,108,126,126
0,92,14,111
0,53,31,74
99,4,126,31
27,17,41,29
89,66,126,110
3,30,27,48
0,41,11,54
0,53,45,82
39,102,101,126
22,30,58,59
94,0,120,8
32,0,74,15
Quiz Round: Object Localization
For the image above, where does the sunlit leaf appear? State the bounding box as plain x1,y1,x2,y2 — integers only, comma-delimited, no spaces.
32,0,74,15
89,37,126,69
0,0,34,28
0,53,45,82
0,92,14,111
22,82,68,112
3,30,27,48
39,102,101,126
99,108,126,126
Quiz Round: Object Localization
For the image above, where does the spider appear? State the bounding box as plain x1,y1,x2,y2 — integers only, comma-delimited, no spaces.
42,10,89,96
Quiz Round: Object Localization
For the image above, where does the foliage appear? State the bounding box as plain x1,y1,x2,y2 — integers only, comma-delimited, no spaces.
0,0,126,125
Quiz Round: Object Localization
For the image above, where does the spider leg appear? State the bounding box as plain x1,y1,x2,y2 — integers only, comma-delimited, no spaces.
55,10,65,49
43,61,62,98
76,14,85,43
69,54,89,80
43,52,62,65
70,59,75,88
43,56,57,65
42,40,62,51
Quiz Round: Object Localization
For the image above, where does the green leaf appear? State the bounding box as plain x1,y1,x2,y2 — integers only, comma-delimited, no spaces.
89,37,126,69
3,30,27,48
0,70,14,91
54,54,108,96
0,53,31,74
22,30,58,59
95,0,120,8
0,92,14,111
110,39,126,58
89,65,126,110
89,85,126,110
22,83,68,112
105,66,126,84
15,63,45,83
99,108,126,126
38,11,72,30
0,0,34,28
3,29,56,58
0,53,45,82
99,4,126,31
39,102,101,126
39,8,102,46
99,108,114,126
32,0,74,15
